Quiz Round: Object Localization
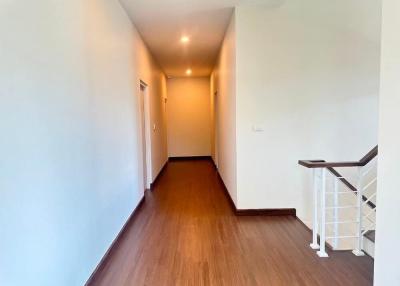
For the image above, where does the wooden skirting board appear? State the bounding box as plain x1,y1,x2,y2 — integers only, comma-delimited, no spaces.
85,196,145,286
215,169,296,217
150,160,168,190
168,156,212,161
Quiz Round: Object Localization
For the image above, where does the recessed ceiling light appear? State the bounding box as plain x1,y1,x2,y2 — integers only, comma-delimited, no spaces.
181,36,190,43
186,69,192,76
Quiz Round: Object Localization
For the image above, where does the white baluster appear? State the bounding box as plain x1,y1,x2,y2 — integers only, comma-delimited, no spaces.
333,176,339,249
310,168,320,250
317,168,329,257
352,166,365,256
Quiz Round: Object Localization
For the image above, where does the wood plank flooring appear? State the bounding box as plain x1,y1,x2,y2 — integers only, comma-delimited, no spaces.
88,159,374,286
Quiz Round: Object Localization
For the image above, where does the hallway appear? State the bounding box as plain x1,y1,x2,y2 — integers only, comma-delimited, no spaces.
88,159,374,286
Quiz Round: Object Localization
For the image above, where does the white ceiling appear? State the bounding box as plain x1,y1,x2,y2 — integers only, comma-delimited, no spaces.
121,0,282,77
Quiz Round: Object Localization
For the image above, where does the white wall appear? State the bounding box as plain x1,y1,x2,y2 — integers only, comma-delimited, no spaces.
210,76,216,163
167,77,211,157
374,1,400,284
233,1,381,218
0,0,167,285
132,21,168,182
211,13,238,205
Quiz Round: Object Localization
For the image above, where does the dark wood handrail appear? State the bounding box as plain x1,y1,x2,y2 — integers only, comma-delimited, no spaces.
298,146,378,168
298,146,378,209
298,160,362,168
359,145,379,165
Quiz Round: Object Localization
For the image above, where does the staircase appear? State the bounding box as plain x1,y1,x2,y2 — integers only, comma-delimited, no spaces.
299,146,378,258
363,230,375,257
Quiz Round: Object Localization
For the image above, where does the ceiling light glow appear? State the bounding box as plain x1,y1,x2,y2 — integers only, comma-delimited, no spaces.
181,36,190,43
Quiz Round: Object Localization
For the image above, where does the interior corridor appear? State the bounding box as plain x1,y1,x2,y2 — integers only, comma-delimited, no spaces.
87,159,373,286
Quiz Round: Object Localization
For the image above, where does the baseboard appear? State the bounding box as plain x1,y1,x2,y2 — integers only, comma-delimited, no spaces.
85,196,146,286
216,170,296,217
168,156,212,161
236,208,296,216
211,157,218,169
216,171,237,212
150,160,168,190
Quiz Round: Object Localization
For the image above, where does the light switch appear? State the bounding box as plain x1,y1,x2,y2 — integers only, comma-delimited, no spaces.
153,124,156,131
252,125,264,132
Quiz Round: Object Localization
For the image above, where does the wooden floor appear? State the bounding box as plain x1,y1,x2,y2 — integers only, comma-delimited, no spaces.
88,159,374,286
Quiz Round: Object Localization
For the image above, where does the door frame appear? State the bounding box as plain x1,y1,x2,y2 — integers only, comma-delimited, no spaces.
140,80,152,190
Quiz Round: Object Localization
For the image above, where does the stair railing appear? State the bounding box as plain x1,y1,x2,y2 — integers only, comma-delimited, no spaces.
299,146,378,258
358,159,377,253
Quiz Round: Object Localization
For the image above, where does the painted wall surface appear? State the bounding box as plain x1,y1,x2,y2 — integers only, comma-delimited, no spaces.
233,2,381,217
0,0,166,285
374,1,400,284
211,13,237,205
167,77,211,157
132,19,168,183
210,75,216,163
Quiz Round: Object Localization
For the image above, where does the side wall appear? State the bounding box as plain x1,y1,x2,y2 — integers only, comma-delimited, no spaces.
234,1,381,218
211,13,238,205
167,77,211,157
0,0,167,285
210,75,216,163
132,22,168,182
375,0,400,284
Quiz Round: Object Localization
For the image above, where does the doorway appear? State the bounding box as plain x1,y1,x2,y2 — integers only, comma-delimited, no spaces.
140,81,152,190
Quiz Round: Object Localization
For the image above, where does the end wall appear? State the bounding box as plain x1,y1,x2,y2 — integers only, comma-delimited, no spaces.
167,77,211,157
